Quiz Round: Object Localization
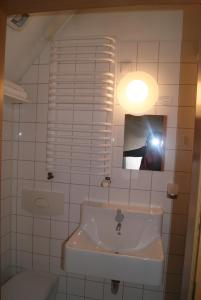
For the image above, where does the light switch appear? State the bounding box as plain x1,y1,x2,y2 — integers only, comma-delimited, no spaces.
158,96,172,106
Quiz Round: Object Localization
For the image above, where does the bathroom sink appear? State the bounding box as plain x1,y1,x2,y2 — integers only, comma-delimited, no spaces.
64,201,164,285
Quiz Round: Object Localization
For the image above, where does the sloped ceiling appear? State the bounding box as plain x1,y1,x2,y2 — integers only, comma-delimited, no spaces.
0,0,200,15
5,13,73,82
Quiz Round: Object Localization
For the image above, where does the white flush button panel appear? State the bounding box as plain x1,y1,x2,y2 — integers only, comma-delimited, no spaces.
22,190,64,216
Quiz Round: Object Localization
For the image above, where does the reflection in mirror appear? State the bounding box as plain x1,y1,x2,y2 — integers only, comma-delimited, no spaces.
123,114,166,171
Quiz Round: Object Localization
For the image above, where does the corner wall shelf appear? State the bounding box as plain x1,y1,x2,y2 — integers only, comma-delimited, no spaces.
4,79,30,103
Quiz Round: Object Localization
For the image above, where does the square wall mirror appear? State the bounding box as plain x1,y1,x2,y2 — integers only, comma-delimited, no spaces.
123,114,166,171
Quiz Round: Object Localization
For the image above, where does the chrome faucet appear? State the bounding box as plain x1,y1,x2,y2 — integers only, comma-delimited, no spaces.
116,222,122,234
115,209,124,235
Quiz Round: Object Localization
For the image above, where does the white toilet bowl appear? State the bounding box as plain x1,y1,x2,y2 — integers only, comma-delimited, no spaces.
1,270,58,300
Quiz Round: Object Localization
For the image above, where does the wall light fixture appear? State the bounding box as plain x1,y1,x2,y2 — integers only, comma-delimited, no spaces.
117,71,159,115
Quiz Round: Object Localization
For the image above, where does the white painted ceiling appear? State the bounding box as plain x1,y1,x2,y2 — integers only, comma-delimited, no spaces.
5,13,73,82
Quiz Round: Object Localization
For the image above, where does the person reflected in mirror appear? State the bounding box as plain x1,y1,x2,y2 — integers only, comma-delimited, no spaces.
123,131,164,171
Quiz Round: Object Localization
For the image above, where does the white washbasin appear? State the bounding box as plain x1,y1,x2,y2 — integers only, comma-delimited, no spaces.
64,201,164,285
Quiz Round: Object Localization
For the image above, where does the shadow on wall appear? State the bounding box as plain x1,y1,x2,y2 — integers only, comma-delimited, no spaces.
165,38,198,300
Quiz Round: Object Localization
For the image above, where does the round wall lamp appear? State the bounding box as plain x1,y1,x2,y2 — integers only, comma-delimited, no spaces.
117,71,159,115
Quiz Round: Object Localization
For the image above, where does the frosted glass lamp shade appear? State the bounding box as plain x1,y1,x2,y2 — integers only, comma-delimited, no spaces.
117,71,159,115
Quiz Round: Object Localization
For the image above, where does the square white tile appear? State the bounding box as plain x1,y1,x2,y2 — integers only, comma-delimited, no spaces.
137,62,158,79
109,188,129,205
17,216,33,235
112,126,125,147
35,162,47,181
19,123,36,142
56,293,66,300
159,41,181,62
152,171,174,191
22,84,38,102
19,142,35,161
67,277,85,297
33,236,50,255
35,142,47,161
164,150,176,171
33,218,50,237
158,63,180,84
138,41,159,62
123,286,143,300
21,65,38,84
39,44,50,64
69,204,81,223
38,84,49,103
71,173,90,185
89,186,108,203
151,191,172,212
131,170,152,190
58,276,67,294
20,104,37,123
36,123,47,142
111,168,130,189
36,104,48,123
130,190,150,207
143,290,163,300
33,254,50,272
85,280,103,300
50,239,64,257
158,84,179,106
17,251,32,269
51,221,68,239
38,65,49,83
112,147,124,168
70,185,89,204
50,256,65,275
17,233,32,252
52,183,70,203
118,41,137,61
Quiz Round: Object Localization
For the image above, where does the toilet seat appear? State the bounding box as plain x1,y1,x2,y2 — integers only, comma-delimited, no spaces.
1,270,58,300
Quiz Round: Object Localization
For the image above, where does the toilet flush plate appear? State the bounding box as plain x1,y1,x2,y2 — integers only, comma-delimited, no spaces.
22,190,64,216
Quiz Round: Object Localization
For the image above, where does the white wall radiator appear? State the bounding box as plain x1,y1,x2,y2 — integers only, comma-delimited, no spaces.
47,36,116,178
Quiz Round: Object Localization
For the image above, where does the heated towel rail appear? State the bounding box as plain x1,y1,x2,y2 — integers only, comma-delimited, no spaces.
47,36,116,178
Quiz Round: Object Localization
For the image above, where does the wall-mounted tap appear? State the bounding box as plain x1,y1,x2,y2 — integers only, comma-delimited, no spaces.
115,209,124,235
116,222,122,234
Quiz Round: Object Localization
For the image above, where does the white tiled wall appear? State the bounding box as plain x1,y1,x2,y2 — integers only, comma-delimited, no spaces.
1,102,14,282
1,10,198,300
